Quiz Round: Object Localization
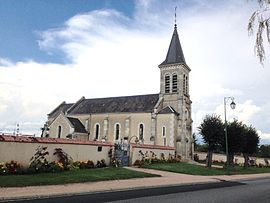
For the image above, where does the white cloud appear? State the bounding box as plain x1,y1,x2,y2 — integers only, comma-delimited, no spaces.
0,58,14,67
0,0,270,143
258,130,270,144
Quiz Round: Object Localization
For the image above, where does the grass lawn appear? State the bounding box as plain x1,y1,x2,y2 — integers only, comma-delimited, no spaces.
0,167,160,187
142,162,270,176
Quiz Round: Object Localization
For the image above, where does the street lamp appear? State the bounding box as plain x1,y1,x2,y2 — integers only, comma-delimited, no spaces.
224,97,236,169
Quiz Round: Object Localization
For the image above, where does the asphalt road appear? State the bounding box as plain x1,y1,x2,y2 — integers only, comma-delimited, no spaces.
1,178,270,203
112,178,270,203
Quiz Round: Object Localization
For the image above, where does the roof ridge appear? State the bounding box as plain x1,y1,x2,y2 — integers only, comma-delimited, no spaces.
48,101,66,116
67,96,85,114
84,93,159,101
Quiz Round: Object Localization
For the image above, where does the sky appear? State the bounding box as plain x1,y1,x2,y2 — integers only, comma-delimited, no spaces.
0,0,270,144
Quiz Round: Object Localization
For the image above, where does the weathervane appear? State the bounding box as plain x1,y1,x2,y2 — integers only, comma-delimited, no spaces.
174,6,177,27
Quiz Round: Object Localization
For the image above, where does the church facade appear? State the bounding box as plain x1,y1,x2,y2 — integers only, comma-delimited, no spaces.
45,24,193,159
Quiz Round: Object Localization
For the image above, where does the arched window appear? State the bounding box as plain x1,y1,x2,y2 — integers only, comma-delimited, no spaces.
162,126,166,137
185,76,188,94
165,75,170,93
183,74,186,94
162,126,166,146
85,119,89,131
57,126,61,138
95,124,100,140
115,123,120,141
139,124,144,140
172,74,178,93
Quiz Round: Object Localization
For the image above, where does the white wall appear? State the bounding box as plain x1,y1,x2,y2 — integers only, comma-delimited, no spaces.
0,140,112,167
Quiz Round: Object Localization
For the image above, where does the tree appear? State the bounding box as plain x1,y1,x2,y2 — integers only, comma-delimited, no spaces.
193,133,198,150
248,0,270,64
257,144,270,158
224,120,245,167
198,114,224,168
242,125,260,168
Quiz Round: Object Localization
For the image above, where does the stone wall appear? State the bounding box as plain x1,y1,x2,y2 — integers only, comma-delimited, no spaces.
195,151,270,166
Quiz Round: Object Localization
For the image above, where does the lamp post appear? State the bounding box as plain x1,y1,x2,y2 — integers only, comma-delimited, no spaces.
224,97,236,170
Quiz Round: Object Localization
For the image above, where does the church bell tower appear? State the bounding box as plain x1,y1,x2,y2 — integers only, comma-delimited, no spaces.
158,21,193,159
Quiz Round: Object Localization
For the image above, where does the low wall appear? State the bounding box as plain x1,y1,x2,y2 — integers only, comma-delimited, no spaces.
0,135,113,167
130,144,175,164
0,135,177,167
195,151,270,166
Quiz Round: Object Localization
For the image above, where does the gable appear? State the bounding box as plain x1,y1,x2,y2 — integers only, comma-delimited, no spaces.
48,102,74,118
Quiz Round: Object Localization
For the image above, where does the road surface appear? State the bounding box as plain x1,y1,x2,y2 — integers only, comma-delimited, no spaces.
1,178,270,203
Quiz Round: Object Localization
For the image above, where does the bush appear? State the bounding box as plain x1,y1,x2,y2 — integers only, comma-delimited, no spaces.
73,160,95,169
29,146,50,173
0,162,7,175
48,161,65,173
96,159,107,168
53,148,73,170
5,160,22,174
111,158,121,167
0,161,26,175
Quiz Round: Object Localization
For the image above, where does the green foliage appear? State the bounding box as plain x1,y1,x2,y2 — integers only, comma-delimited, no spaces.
198,114,224,151
53,148,73,170
198,114,224,168
96,159,107,168
48,161,65,173
192,133,198,150
111,158,121,167
248,0,270,64
137,150,181,167
225,120,245,154
73,160,95,169
242,125,260,155
256,145,270,158
0,161,23,175
0,168,160,187
29,146,50,173
142,162,270,176
195,143,209,152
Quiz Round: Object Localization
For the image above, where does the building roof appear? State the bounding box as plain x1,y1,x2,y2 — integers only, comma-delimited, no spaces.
158,106,179,115
160,24,186,66
67,117,87,133
68,94,159,114
48,102,74,117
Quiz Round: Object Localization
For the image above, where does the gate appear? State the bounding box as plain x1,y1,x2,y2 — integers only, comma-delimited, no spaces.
114,143,130,167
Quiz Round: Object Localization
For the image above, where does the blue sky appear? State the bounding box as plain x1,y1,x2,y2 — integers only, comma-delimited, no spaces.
0,0,134,63
0,0,270,144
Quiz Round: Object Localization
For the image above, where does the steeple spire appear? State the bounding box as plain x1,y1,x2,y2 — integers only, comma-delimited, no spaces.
160,8,186,66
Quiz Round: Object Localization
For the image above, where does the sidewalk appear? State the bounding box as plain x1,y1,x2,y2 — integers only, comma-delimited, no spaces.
1,167,270,201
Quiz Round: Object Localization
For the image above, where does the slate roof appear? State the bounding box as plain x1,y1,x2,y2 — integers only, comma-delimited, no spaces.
160,24,186,66
48,102,74,118
68,94,159,114
159,106,179,115
67,117,87,133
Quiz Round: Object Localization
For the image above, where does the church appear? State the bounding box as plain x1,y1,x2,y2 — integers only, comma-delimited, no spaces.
45,23,193,159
